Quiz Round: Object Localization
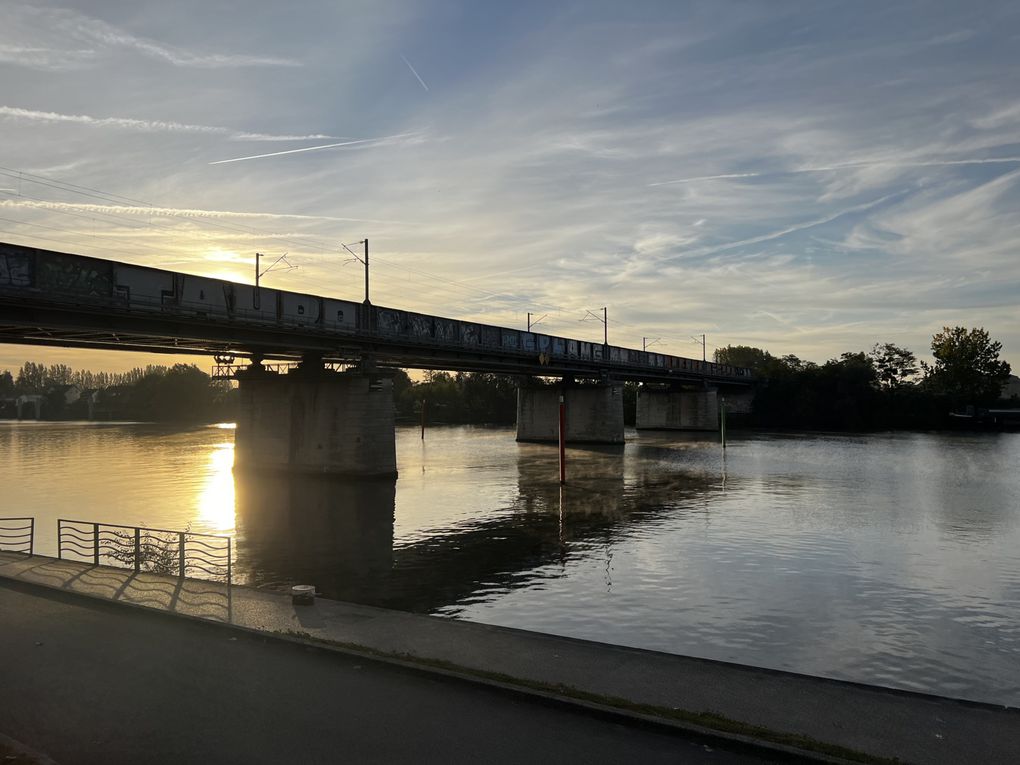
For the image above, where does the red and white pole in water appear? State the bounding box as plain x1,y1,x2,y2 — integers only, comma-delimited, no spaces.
558,393,566,484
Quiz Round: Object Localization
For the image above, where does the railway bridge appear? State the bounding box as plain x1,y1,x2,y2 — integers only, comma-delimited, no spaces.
0,241,753,476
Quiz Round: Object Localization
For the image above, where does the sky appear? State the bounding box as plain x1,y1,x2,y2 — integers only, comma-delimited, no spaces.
1,0,1019,375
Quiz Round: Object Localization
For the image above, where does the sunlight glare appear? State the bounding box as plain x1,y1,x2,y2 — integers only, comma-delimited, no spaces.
197,443,236,532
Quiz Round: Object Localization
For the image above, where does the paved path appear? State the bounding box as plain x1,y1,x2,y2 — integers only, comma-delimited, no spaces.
0,580,760,765
3,553,1019,764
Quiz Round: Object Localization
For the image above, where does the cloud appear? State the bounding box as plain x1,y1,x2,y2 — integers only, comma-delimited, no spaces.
649,156,1020,187
0,106,340,142
0,198,413,227
2,5,299,69
3,1,1020,370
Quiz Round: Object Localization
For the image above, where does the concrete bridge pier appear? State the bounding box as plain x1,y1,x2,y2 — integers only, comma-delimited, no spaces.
635,385,719,431
234,357,397,478
516,380,624,444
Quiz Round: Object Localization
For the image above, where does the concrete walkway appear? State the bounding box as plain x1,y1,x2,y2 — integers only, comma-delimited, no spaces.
2,552,1018,764
0,580,758,765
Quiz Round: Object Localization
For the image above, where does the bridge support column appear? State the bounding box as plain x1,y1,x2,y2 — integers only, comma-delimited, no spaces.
516,381,624,444
636,385,719,431
234,362,397,478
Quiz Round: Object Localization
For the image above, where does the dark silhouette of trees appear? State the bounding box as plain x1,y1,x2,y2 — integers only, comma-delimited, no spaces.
870,343,919,390
714,345,774,373
395,371,517,424
738,327,1011,430
922,326,1011,406
3,360,236,422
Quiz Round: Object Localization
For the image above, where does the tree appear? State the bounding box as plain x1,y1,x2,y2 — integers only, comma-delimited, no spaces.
922,326,1011,405
714,345,773,373
15,361,48,393
0,370,13,396
869,343,918,390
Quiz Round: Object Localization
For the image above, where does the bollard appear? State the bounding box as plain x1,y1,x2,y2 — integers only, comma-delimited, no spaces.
291,585,316,606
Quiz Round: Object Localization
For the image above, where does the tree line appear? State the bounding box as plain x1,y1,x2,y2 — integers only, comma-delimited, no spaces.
715,326,1014,430
0,362,236,423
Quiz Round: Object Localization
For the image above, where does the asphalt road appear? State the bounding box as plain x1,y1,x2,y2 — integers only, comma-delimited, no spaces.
0,580,768,764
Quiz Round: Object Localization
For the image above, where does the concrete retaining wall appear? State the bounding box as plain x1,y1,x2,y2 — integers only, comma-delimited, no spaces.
235,370,397,477
516,383,624,444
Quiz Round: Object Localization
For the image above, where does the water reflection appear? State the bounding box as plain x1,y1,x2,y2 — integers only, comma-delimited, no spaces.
198,444,236,532
5,421,1020,704
228,438,734,613
234,475,395,603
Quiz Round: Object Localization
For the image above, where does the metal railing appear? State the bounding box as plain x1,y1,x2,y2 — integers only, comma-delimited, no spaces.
57,519,231,585
211,360,356,379
0,517,34,555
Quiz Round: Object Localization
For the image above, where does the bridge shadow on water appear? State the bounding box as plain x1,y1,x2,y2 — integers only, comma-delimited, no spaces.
233,440,734,614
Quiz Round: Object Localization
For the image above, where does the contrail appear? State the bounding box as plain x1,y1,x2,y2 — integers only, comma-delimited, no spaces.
208,132,419,165
400,55,430,92
650,156,1020,186
0,198,413,225
0,105,339,141
648,172,760,186
658,190,905,264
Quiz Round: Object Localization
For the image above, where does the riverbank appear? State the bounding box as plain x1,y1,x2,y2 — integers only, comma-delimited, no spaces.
2,552,1017,764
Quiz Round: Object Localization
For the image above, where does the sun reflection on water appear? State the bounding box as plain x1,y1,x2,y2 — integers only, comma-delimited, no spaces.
198,443,236,532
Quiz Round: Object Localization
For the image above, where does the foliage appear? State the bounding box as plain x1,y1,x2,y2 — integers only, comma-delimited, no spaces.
921,326,1012,405
3,359,236,423
741,326,1011,430
714,345,774,373
869,343,918,390
105,526,186,575
395,371,517,424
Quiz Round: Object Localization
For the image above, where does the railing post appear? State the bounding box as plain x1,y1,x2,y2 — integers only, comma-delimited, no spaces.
226,538,232,587
178,532,186,579
93,522,100,566
29,517,34,557
134,527,141,572
57,520,62,560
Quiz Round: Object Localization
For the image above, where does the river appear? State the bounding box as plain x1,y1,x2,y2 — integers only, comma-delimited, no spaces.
2,421,1018,706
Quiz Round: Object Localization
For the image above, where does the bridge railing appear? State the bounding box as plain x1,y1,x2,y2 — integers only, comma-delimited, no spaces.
57,519,231,585
0,517,34,555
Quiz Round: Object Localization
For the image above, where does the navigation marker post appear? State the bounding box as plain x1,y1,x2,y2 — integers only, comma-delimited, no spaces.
558,393,566,484
720,396,727,450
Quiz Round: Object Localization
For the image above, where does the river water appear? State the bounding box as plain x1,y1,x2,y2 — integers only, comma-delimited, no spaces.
2,421,1018,705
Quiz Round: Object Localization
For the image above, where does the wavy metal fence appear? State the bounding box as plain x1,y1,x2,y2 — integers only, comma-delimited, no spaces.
57,519,231,585
0,517,34,555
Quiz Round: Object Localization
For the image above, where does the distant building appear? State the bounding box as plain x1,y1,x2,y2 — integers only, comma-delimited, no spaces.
51,384,82,406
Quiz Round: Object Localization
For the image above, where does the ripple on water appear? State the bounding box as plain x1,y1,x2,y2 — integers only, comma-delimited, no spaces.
4,423,1020,706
